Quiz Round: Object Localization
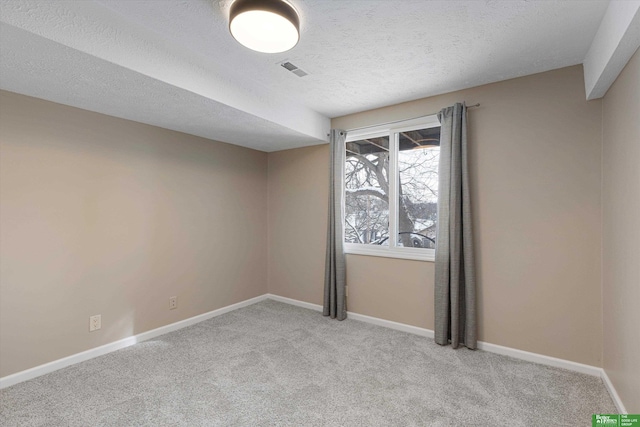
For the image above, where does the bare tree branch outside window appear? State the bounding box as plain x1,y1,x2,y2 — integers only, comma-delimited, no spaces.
344,127,440,249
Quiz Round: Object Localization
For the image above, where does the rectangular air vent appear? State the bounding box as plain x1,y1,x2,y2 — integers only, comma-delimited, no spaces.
280,61,308,77
281,61,297,71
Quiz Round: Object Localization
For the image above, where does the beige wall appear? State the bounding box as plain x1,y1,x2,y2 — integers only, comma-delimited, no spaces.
269,65,604,367
0,91,268,377
602,48,640,412
267,145,329,303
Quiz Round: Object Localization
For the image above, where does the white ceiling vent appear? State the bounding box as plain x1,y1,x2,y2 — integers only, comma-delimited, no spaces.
280,61,308,77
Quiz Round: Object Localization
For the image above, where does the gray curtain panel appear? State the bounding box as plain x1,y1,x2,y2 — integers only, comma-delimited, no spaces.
324,129,347,320
434,103,477,349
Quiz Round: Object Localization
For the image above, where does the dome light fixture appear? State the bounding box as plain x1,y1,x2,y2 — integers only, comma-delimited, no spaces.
229,0,300,53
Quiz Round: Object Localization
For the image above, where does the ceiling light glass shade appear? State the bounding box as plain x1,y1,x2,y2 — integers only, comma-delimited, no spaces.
229,0,300,53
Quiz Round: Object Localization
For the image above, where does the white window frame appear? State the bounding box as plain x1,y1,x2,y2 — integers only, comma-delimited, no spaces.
343,115,441,262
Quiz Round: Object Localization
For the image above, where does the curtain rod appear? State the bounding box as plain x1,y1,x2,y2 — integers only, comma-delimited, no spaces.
342,103,480,133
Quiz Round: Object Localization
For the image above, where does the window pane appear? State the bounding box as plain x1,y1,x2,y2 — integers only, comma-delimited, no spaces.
397,127,440,249
345,136,390,245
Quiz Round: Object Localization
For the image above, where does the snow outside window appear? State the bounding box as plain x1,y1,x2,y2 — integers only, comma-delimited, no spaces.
344,116,441,262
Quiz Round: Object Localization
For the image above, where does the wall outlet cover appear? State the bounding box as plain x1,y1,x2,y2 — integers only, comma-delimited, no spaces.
89,315,101,332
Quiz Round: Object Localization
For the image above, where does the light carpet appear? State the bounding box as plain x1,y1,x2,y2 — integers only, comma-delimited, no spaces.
0,299,616,426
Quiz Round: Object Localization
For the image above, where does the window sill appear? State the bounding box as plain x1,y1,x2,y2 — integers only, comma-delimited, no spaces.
344,244,435,262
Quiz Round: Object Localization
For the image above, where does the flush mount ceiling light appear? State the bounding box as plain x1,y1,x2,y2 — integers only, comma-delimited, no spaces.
229,0,300,53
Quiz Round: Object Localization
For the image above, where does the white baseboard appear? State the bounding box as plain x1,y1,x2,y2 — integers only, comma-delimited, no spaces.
346,311,435,338
2,292,628,414
475,341,602,377
601,369,628,414
0,294,268,389
266,294,323,312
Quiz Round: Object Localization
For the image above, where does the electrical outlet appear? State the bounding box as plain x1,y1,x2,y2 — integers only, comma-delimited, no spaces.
89,315,101,332
169,296,177,310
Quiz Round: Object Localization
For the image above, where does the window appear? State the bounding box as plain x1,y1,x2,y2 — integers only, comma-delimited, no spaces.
344,116,441,261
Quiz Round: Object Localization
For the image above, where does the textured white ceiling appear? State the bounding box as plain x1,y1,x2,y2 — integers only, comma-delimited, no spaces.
0,23,319,152
0,0,610,152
